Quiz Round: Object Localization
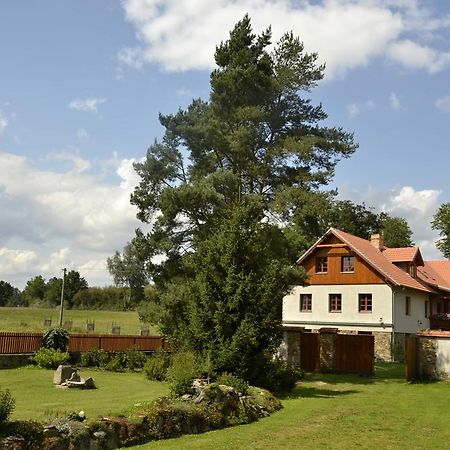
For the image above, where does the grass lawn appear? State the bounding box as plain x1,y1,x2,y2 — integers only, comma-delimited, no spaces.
0,366,168,422
0,307,158,335
130,364,450,450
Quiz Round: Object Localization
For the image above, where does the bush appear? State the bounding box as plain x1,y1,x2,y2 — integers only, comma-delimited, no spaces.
0,420,44,448
167,350,200,397
105,348,148,372
216,373,249,395
32,348,70,369
123,347,148,371
0,387,15,423
257,358,303,392
106,354,127,372
144,349,171,381
80,348,110,368
43,327,70,351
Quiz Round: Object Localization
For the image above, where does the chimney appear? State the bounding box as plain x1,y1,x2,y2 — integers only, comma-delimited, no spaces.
370,233,384,251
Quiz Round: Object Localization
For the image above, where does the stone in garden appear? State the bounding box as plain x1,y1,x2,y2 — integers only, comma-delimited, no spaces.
53,365,77,385
68,371,81,382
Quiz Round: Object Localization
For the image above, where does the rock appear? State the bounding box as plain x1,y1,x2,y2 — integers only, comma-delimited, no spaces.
53,365,77,385
83,377,96,389
68,371,81,382
43,425,63,438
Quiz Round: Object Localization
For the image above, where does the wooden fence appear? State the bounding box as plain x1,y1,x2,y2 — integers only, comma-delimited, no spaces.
0,332,168,354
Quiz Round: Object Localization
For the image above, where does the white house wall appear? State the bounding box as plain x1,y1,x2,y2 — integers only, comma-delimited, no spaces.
393,288,430,334
283,284,393,332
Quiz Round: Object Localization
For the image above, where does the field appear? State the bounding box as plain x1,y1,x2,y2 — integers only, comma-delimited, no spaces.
129,364,450,450
0,307,158,335
0,366,168,422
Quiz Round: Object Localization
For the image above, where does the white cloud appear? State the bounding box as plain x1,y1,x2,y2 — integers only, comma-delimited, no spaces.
346,100,374,118
0,112,8,134
435,95,450,113
68,97,106,113
347,103,360,118
339,184,442,259
387,39,450,73
77,128,89,140
390,92,401,110
0,151,147,288
119,0,450,77
0,247,38,274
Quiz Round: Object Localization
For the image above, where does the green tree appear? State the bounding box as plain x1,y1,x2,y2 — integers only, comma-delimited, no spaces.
107,238,149,306
129,16,356,384
22,275,46,304
0,281,15,307
432,203,450,258
382,216,414,248
43,271,88,308
44,277,62,307
64,270,88,309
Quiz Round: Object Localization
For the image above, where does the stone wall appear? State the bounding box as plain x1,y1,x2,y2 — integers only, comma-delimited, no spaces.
373,332,393,362
412,331,450,380
319,330,336,372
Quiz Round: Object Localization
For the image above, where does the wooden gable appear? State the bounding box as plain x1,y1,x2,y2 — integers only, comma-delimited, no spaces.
302,235,386,285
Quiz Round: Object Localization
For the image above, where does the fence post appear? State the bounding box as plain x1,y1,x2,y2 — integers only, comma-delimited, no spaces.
319,328,338,372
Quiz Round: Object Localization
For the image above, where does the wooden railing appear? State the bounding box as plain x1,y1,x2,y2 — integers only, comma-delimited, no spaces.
0,332,168,354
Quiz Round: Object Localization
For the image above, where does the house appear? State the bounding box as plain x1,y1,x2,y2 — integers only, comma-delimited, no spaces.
282,227,450,361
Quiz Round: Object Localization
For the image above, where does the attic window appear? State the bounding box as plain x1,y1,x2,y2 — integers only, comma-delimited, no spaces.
316,257,328,273
341,255,354,272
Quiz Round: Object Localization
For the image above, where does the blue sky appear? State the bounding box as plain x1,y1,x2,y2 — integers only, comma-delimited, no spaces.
1,0,450,288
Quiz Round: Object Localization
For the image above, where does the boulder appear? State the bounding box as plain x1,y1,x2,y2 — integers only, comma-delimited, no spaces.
53,365,77,385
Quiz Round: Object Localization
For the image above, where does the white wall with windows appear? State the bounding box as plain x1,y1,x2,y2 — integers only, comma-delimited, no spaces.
283,284,394,332
393,287,430,333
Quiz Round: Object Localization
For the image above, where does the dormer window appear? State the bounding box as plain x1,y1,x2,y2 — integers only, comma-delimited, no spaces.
316,256,328,273
409,264,416,278
341,255,354,272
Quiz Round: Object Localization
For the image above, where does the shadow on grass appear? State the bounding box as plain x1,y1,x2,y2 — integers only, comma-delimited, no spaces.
280,385,359,400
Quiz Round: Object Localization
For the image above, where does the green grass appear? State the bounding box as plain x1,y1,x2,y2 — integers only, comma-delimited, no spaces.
130,364,450,450
0,366,168,422
0,307,158,335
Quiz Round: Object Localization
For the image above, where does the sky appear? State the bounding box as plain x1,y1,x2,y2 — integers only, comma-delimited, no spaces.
1,0,450,289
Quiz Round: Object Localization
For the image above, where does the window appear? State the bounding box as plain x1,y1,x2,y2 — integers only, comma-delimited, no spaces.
405,296,411,315
316,256,328,273
359,293,372,312
341,255,354,272
300,294,312,312
329,294,342,312
409,264,417,278
425,300,429,318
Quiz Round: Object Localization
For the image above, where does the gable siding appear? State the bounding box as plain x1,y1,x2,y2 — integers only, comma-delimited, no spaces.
303,247,385,285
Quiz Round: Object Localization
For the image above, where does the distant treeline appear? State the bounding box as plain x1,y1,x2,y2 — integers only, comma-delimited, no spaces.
0,272,153,311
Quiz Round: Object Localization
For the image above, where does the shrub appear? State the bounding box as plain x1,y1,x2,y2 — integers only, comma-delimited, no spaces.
32,348,70,369
0,387,15,423
106,354,127,372
167,350,200,397
257,358,303,392
0,420,44,449
43,327,70,351
105,348,147,372
216,373,249,395
144,349,170,381
80,348,110,368
123,347,148,371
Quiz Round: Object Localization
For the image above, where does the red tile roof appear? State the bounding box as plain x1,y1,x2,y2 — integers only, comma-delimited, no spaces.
297,228,433,293
383,247,423,264
418,260,450,292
